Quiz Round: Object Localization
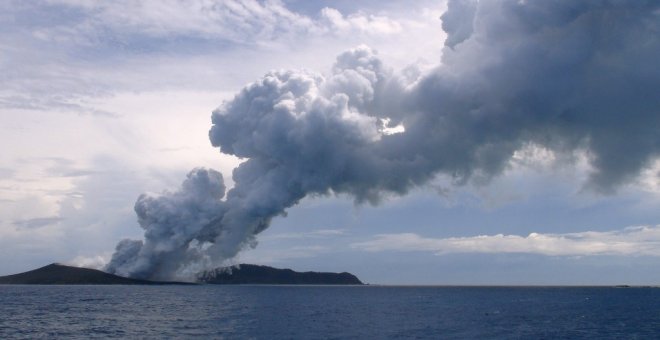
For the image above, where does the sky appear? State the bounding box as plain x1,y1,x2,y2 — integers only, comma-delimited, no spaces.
1,0,659,284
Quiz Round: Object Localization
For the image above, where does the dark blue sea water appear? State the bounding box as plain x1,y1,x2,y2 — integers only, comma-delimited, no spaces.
1,285,659,339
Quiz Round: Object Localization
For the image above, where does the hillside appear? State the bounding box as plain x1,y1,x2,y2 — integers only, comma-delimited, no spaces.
0,263,185,285
198,264,363,285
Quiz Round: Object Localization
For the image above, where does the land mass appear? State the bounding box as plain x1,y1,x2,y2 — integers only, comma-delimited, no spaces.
0,263,188,285
0,263,363,285
198,264,363,285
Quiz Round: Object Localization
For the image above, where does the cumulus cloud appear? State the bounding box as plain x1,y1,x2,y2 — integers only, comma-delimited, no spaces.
351,225,660,257
108,1,660,280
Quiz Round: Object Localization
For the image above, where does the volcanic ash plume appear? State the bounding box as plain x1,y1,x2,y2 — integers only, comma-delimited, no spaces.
104,168,227,279
106,0,660,280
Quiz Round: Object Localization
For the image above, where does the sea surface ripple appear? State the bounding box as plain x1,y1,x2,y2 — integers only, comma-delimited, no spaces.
1,285,659,339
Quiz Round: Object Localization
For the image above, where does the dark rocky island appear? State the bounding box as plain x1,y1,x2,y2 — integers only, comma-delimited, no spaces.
0,263,188,285
198,264,363,285
0,263,363,285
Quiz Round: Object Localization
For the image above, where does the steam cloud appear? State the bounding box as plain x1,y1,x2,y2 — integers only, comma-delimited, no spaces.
106,0,660,280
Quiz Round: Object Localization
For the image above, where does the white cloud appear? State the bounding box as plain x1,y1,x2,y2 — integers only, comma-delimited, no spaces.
1,1,443,118
37,0,404,46
319,8,402,35
264,228,347,240
352,225,660,257
639,160,660,194
66,253,111,270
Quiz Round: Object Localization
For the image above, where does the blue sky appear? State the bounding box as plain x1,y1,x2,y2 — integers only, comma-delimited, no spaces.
1,0,659,284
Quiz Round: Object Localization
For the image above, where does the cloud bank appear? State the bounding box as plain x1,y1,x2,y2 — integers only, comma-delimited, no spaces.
352,225,660,257
21,0,402,46
106,0,660,280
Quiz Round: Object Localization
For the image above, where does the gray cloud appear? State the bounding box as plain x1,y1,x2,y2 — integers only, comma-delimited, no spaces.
16,157,100,178
417,0,660,192
44,159,100,178
107,1,660,280
0,168,14,179
265,229,347,240
0,94,118,117
13,216,64,229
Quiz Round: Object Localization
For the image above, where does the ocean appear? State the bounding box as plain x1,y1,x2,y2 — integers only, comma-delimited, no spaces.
1,285,658,339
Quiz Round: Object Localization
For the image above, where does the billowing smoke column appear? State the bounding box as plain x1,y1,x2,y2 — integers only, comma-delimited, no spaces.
106,0,660,280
